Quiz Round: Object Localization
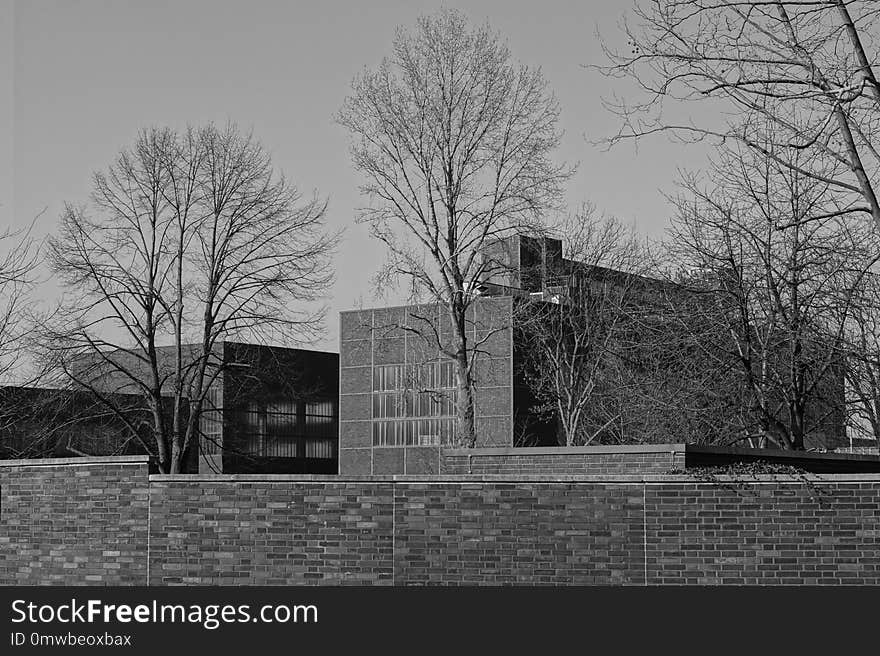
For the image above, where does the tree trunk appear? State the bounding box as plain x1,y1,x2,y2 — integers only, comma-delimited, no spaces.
835,0,880,108
558,397,576,447
150,398,170,474
872,397,880,449
454,349,476,448
789,404,806,451
169,439,184,474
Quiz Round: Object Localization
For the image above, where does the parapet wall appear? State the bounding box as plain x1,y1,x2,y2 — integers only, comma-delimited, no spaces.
2,457,880,585
441,445,685,476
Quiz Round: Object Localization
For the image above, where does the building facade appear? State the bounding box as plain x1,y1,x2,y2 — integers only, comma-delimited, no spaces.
0,386,155,460
339,296,534,475
339,234,848,474
199,342,339,474
76,341,339,474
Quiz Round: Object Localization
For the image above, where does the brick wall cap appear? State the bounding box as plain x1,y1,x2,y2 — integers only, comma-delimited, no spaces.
442,443,880,463
148,472,880,484
0,455,152,468
442,444,688,457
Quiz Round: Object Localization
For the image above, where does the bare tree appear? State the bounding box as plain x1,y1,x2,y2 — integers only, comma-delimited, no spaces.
598,298,749,446
601,1,880,233
666,138,876,450
338,9,571,446
841,270,880,450
0,223,44,456
45,123,337,473
0,385,154,460
515,207,747,447
516,207,649,445
0,223,38,384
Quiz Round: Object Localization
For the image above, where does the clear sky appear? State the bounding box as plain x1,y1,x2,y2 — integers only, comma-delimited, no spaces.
3,0,708,352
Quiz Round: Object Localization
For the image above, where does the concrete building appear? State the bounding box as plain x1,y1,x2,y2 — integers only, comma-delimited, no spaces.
0,385,155,460
339,235,603,475
77,341,339,474
339,295,524,474
339,235,848,475
198,342,339,474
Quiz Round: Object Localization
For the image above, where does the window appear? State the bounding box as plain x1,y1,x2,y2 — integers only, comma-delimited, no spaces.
199,384,223,455
372,361,458,447
304,401,336,458
236,398,337,459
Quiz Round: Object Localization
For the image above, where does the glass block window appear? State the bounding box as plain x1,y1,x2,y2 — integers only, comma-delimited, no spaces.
372,361,458,447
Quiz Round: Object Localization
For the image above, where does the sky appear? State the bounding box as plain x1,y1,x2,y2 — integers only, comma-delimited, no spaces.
2,0,709,353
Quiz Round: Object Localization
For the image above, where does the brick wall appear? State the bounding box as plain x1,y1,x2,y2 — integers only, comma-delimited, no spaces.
3,458,880,585
0,456,150,585
148,479,393,585
147,477,649,585
441,445,686,476
644,480,880,584
395,482,646,584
